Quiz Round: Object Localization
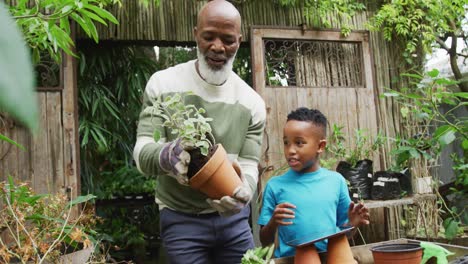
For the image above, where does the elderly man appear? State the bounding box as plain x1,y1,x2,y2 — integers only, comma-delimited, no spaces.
133,0,266,263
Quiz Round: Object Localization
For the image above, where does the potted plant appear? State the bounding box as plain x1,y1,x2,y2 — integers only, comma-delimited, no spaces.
383,69,467,240
327,125,384,200
144,92,243,199
0,176,98,263
241,244,275,264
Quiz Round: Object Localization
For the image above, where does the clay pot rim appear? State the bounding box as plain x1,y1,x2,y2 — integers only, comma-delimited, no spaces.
370,243,422,253
189,144,224,189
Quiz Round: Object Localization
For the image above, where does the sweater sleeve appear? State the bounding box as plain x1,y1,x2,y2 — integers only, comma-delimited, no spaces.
238,101,266,196
133,78,167,176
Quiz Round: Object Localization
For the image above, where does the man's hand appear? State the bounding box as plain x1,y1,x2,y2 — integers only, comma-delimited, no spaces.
206,195,244,217
159,139,192,185
206,161,253,216
348,202,370,227
271,202,296,226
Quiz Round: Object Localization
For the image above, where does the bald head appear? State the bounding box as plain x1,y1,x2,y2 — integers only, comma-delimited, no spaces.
193,0,242,82
197,0,241,33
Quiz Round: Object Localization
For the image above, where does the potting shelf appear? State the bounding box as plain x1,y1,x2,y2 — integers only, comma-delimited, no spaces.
364,194,436,209
363,194,437,241
272,238,468,264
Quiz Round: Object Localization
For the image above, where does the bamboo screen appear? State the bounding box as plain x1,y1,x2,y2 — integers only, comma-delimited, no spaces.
264,39,363,88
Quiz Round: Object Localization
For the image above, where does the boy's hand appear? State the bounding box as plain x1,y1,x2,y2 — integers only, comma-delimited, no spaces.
348,202,370,227
271,202,296,226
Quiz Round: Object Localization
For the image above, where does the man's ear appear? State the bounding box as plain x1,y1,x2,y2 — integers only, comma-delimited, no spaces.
318,139,327,153
193,27,198,39
238,34,243,43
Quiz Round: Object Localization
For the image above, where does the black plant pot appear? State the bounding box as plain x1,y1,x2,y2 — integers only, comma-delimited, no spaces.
336,159,373,199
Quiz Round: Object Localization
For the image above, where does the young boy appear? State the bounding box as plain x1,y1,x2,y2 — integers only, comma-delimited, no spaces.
258,107,370,259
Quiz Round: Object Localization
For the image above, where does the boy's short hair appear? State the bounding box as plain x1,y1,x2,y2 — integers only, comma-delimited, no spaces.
287,107,327,137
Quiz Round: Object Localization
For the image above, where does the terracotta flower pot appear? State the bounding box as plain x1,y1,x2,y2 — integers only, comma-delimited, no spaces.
371,243,422,264
327,234,356,264
189,144,243,199
295,245,321,264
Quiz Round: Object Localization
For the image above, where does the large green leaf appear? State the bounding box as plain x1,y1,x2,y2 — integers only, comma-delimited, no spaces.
0,3,38,132
443,218,460,240
68,193,97,207
438,130,456,146
0,133,25,150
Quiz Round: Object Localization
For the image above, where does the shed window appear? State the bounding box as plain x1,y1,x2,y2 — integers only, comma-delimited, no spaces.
264,39,364,88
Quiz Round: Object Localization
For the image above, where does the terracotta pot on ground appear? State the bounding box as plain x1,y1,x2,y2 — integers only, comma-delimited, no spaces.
371,243,422,264
189,144,242,199
295,245,321,264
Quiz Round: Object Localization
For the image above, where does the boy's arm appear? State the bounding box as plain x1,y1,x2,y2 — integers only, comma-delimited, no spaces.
348,202,370,227
260,221,278,246
259,202,296,246
337,177,370,227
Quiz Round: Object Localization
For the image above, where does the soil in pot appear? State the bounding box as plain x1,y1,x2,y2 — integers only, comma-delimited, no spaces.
370,243,422,264
187,144,217,178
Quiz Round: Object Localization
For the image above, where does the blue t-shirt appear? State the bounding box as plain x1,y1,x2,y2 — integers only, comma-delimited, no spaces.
258,168,351,258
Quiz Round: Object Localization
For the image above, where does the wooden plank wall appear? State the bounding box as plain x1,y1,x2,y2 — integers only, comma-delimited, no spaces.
0,52,79,198
77,0,404,168
0,93,64,193
77,0,305,42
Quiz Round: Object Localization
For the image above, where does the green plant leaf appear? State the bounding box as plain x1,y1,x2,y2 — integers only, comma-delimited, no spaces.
0,133,25,150
453,92,468,99
153,130,161,142
79,8,108,26
7,175,15,204
23,194,47,205
405,93,423,99
401,73,423,79
409,148,420,159
85,4,119,25
427,69,439,78
435,78,457,86
71,12,90,36
438,130,456,146
443,218,460,240
434,125,452,139
400,106,409,118
0,3,38,132
383,91,399,97
68,194,96,207
462,140,468,150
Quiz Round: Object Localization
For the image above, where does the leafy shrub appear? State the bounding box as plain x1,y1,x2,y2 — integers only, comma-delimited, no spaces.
0,176,96,263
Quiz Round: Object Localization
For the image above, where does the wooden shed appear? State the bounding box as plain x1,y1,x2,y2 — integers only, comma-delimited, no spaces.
79,0,404,171
1,0,438,246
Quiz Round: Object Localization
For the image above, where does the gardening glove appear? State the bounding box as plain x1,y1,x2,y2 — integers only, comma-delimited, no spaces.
159,139,192,185
206,160,252,217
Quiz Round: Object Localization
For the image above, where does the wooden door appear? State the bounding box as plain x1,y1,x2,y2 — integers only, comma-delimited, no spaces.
251,27,379,181
0,51,79,197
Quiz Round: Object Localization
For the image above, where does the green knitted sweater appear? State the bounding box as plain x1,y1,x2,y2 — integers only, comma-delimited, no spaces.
133,60,266,214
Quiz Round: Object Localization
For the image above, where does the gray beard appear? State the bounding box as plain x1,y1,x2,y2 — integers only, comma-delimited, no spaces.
196,47,236,86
